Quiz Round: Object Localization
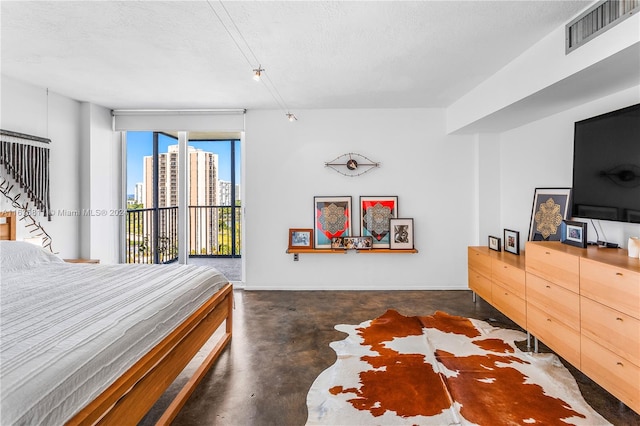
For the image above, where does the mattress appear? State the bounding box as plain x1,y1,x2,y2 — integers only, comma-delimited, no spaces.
0,241,228,425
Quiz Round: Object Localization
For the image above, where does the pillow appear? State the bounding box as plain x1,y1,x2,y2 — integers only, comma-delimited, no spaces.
0,240,64,272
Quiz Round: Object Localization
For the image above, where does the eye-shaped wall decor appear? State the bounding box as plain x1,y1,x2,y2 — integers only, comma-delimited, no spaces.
325,152,380,177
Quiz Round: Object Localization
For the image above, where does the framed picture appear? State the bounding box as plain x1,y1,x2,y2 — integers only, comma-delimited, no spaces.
288,228,313,250
390,218,414,250
332,236,373,250
314,196,352,249
488,235,501,252
528,188,572,241
561,220,587,248
360,196,398,248
504,229,520,255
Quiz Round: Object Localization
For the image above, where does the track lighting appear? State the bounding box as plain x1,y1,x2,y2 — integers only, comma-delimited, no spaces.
286,113,297,122
253,65,264,81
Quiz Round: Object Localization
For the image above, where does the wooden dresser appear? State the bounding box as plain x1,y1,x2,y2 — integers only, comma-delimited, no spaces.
468,246,526,329
468,242,640,413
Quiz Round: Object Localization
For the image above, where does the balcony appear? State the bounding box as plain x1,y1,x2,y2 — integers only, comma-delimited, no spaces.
126,205,241,280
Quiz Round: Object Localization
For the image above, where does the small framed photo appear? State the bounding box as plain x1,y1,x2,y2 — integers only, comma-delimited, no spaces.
390,218,414,250
332,236,373,250
288,228,313,249
561,220,587,248
503,229,520,255
488,235,501,252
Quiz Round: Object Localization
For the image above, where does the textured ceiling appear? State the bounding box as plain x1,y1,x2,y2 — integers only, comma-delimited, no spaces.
1,1,593,111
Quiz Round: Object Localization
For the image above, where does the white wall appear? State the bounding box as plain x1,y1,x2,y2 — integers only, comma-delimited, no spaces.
81,103,121,263
0,75,118,261
0,75,82,258
499,85,640,251
244,108,477,290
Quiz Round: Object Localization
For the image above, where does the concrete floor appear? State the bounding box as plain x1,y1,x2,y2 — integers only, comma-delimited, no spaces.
143,290,640,425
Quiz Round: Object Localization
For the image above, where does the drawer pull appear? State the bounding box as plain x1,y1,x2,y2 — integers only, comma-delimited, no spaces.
504,293,508,296
616,317,623,322
617,362,624,366
615,272,623,276
545,251,551,255
546,285,551,289
546,318,552,322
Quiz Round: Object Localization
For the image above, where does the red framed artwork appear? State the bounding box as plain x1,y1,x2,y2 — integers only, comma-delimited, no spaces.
359,196,398,249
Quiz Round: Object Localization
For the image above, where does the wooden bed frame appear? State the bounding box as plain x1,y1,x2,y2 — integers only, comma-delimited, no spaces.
0,211,233,425
67,282,233,425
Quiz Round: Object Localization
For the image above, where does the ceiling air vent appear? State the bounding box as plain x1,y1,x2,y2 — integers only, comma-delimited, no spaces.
566,0,639,53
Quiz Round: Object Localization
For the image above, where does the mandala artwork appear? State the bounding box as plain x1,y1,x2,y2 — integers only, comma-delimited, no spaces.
315,197,352,248
534,197,563,239
360,197,398,248
320,203,348,236
363,203,393,240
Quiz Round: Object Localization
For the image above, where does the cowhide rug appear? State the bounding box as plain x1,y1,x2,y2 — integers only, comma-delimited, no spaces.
306,310,610,425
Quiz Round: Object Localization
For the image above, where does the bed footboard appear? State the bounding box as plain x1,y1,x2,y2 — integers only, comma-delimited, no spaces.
67,283,233,426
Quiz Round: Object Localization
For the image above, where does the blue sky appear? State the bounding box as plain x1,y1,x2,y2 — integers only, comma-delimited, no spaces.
126,131,241,195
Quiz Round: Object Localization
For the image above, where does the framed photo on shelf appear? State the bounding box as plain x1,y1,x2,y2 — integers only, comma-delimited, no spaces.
360,196,398,249
314,196,352,249
504,229,520,255
488,235,501,252
390,218,414,250
528,188,572,241
561,220,587,248
332,236,373,250
288,228,313,250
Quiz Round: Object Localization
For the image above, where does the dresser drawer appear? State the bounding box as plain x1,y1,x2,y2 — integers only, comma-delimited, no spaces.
525,243,579,293
581,296,640,366
527,302,580,368
469,267,492,302
468,247,491,278
580,258,640,319
492,259,526,299
492,282,526,329
581,336,640,414
526,273,580,331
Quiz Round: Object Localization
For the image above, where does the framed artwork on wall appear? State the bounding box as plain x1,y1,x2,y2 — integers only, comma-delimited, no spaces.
561,220,587,248
488,235,501,252
504,229,520,255
288,228,313,250
314,196,352,249
360,196,398,248
528,188,572,241
390,218,414,250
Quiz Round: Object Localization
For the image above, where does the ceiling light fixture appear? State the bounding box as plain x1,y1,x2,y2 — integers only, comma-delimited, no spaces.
207,1,298,121
253,65,264,81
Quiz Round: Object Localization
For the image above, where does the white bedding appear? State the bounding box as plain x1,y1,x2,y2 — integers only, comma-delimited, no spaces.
0,241,228,425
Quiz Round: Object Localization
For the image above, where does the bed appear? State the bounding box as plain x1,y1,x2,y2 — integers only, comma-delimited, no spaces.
0,212,233,425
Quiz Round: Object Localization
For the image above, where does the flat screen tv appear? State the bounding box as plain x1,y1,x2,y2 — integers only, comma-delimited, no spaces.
572,103,640,224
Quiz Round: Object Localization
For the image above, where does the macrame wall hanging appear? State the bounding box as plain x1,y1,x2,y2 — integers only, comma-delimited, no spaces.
0,129,55,252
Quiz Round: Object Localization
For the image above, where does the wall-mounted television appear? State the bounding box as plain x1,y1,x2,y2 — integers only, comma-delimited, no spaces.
572,103,640,224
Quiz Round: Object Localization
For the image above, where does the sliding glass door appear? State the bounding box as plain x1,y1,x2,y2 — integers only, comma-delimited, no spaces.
125,131,242,273
125,132,179,264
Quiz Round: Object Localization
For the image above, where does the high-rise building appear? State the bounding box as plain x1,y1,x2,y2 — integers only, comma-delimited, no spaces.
143,145,218,207
134,182,143,204
219,180,231,206
142,145,219,255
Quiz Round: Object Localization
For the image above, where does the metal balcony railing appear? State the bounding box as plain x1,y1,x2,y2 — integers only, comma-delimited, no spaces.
126,205,241,264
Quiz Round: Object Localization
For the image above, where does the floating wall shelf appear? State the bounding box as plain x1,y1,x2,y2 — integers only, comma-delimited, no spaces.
286,248,418,260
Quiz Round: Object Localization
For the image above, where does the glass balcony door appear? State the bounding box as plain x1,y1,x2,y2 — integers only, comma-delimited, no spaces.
125,131,180,264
